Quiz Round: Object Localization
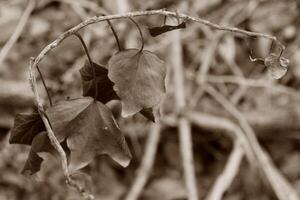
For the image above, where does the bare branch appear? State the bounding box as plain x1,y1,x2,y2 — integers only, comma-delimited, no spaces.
171,30,198,200
30,9,284,71
0,0,35,67
184,111,254,166
205,75,300,99
203,84,299,200
125,123,161,200
205,141,244,200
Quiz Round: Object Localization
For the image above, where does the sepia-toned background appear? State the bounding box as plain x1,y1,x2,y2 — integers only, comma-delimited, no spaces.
0,0,300,199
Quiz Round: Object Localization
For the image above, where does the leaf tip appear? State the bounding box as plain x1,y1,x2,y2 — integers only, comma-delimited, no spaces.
113,153,132,168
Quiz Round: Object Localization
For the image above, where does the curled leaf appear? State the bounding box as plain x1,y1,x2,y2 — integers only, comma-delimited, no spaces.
264,53,289,79
79,61,119,103
148,22,186,37
46,97,132,171
108,49,166,117
139,107,161,122
21,150,43,175
139,108,155,122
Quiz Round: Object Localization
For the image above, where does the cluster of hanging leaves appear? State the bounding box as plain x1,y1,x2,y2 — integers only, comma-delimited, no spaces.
10,97,132,174
9,19,173,176
9,16,287,186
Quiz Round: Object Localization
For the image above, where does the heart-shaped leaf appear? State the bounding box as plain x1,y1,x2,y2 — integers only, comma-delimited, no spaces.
108,49,166,117
46,97,132,171
264,53,289,79
80,60,159,122
46,97,92,141
10,112,45,145
80,61,119,103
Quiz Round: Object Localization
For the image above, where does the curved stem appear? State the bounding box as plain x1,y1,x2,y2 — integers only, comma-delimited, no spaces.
29,58,95,200
30,10,285,68
106,19,122,51
73,33,98,100
129,17,144,52
36,65,53,106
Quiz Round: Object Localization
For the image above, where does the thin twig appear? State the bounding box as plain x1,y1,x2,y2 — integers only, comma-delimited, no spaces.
128,17,144,51
171,30,198,200
194,1,259,103
36,65,53,106
29,58,94,200
205,141,244,200
125,123,161,200
183,111,252,198
205,75,300,99
29,9,284,70
197,34,220,82
184,110,254,168
203,84,299,200
106,19,122,51
0,0,35,67
64,0,121,51
58,0,108,14
73,33,98,100
185,110,299,200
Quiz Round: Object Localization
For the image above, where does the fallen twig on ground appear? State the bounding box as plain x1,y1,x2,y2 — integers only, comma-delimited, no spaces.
0,0,35,67
171,30,198,200
125,123,161,200
205,141,244,200
203,84,299,200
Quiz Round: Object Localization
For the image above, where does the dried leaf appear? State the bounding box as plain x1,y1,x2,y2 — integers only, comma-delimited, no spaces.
264,53,289,79
10,112,45,145
21,132,54,175
80,61,119,103
21,130,71,175
140,108,155,122
47,97,91,141
108,49,166,117
46,97,132,171
148,22,186,37
140,107,161,122
21,150,43,175
80,60,158,121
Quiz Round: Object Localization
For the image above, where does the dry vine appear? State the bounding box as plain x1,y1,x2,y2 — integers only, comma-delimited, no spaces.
27,9,288,199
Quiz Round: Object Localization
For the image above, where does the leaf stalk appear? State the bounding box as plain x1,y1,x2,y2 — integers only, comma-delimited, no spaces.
74,33,98,100
129,18,144,52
